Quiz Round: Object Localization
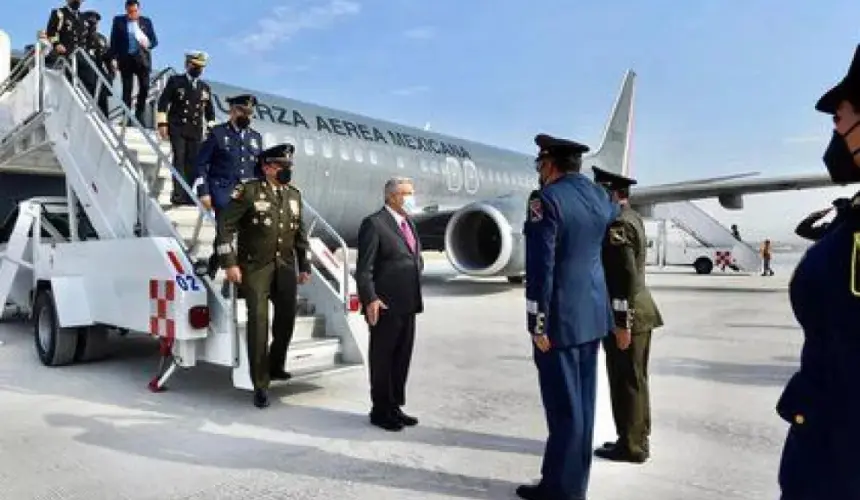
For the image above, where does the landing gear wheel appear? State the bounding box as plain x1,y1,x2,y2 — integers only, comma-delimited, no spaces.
33,289,79,366
507,275,525,285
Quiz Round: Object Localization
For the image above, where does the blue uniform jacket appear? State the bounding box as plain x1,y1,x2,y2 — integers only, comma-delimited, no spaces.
777,195,860,494
195,123,263,210
524,173,620,348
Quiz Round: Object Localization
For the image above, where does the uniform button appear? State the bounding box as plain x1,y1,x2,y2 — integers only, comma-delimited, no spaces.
276,252,281,257
279,223,284,228
278,238,282,243
794,414,805,425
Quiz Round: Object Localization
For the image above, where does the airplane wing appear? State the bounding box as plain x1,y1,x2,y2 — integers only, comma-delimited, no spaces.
630,172,855,206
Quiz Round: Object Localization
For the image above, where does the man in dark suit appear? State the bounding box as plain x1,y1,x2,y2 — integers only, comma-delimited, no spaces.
355,176,424,432
107,0,158,125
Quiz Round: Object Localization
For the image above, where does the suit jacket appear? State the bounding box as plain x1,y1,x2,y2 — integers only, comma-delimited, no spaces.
107,15,157,67
524,172,619,348
355,207,424,316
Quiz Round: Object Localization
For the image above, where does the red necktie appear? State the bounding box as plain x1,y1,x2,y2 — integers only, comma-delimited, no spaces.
400,219,416,253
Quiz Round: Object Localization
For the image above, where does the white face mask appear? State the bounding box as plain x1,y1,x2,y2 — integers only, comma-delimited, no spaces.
402,194,416,213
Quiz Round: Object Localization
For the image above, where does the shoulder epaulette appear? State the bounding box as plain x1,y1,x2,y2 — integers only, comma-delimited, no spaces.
287,184,301,194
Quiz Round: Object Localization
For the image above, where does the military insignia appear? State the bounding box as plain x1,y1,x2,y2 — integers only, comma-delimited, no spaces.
535,312,545,335
254,200,271,211
289,199,299,214
252,218,259,225
259,192,266,199
609,225,627,246
201,90,209,100
250,138,259,150
852,232,860,297
528,198,543,222
224,136,230,147
178,88,185,98
264,217,272,226
230,184,244,200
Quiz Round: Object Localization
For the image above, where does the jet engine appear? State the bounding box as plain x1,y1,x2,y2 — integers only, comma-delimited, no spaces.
443,197,525,278
718,193,744,210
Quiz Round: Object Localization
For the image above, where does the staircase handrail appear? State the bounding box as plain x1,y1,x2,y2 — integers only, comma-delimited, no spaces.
303,199,351,310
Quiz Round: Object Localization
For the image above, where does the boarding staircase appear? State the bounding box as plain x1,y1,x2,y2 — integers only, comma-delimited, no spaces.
0,40,368,390
651,201,761,272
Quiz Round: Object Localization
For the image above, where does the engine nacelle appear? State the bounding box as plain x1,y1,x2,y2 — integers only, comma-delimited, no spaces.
443,197,525,277
718,193,743,210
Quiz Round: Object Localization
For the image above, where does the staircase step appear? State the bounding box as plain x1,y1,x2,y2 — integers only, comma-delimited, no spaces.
293,315,325,343
284,338,341,374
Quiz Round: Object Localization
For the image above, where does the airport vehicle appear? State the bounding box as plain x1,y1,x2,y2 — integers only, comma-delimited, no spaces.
646,237,739,275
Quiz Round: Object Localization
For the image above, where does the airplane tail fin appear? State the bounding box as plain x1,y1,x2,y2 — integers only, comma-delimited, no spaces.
586,69,636,178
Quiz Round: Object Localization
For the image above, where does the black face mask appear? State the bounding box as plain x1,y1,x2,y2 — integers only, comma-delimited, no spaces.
276,168,293,184
823,129,860,184
188,67,202,79
68,0,81,10
234,115,251,129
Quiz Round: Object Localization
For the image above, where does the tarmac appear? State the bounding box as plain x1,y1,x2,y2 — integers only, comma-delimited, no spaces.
0,256,803,500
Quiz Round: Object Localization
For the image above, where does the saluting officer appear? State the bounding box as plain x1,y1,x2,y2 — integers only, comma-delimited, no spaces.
591,166,663,465
195,94,263,276
216,144,312,409
80,11,113,119
157,51,216,205
794,199,850,241
519,134,620,500
777,44,860,499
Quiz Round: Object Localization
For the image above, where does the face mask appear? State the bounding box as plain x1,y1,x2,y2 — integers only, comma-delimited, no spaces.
402,194,416,213
823,129,860,183
69,0,81,9
234,115,251,129
188,67,202,79
276,168,292,184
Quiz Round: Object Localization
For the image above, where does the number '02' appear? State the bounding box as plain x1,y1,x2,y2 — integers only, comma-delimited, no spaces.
175,274,201,292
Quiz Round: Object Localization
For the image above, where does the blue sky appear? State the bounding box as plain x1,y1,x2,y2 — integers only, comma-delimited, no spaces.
2,0,859,240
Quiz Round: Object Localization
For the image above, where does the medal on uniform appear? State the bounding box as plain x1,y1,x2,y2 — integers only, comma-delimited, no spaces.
250,138,259,150
201,90,209,100
254,200,271,211
252,217,259,225
264,217,272,226
289,199,299,214
224,136,230,146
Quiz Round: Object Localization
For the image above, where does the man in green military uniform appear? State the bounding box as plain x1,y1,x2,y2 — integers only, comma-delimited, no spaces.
216,143,312,409
592,166,664,464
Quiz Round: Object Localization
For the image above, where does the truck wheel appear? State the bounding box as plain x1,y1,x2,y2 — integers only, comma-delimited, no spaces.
74,324,113,363
693,257,713,275
33,289,79,366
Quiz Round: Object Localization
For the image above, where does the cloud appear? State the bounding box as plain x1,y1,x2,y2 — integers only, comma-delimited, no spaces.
230,0,361,52
403,26,436,40
391,85,430,96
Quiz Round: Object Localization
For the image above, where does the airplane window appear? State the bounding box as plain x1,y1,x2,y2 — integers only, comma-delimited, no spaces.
322,142,333,158
354,149,364,162
304,139,315,156
396,157,405,169
340,145,350,161
369,150,378,164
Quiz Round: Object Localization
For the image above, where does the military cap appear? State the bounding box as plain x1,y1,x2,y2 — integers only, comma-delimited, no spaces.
592,166,637,190
259,143,295,166
816,45,860,114
226,94,258,109
534,133,590,161
81,10,101,22
185,50,208,67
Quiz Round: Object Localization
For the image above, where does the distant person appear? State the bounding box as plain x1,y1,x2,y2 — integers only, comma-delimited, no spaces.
731,224,741,241
760,239,774,276
794,198,851,241
518,134,620,500
215,144,311,408
355,177,424,432
592,166,663,465
156,50,216,205
776,43,860,499
108,0,157,125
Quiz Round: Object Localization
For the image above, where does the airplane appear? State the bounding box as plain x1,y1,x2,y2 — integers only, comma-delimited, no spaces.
2,46,852,285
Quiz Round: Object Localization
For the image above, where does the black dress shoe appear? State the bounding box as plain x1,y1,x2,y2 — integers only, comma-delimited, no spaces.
253,389,270,408
369,412,403,432
594,445,648,463
515,484,546,500
395,408,418,426
270,369,292,381
600,439,650,454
